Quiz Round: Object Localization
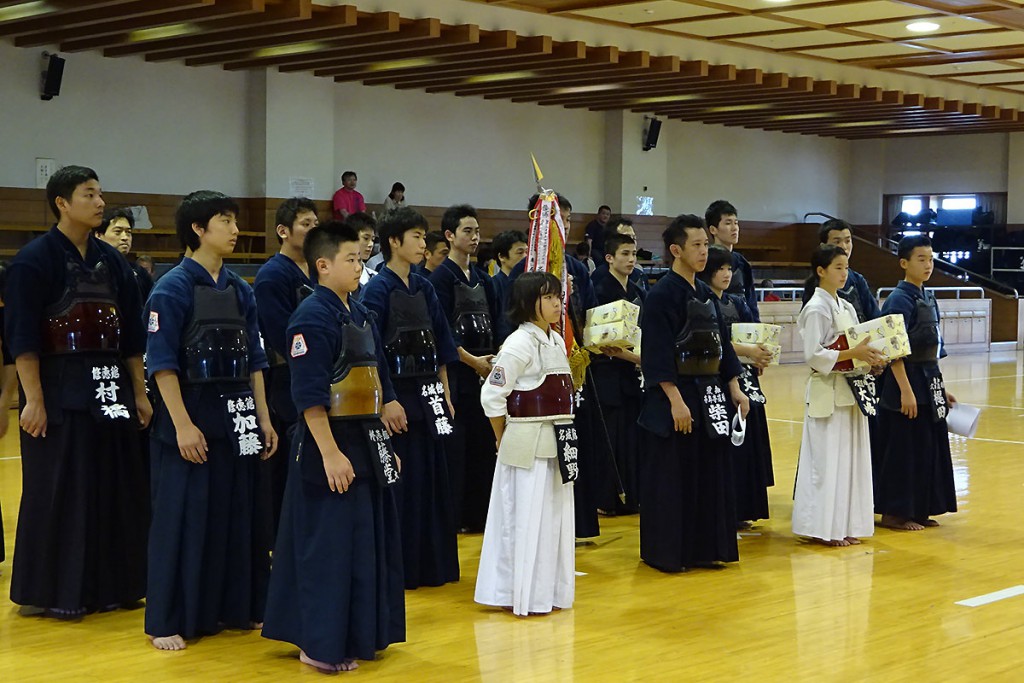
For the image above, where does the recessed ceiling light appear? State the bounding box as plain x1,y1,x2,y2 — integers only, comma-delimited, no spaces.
906,21,940,33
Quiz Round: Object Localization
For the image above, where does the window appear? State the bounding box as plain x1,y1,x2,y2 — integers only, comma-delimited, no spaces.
901,198,923,215
940,196,977,211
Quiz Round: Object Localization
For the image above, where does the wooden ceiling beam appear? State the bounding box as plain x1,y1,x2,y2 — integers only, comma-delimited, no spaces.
0,0,209,33
55,0,313,53
176,11,398,67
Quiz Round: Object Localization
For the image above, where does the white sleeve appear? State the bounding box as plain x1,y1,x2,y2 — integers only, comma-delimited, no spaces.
800,309,840,375
480,333,534,418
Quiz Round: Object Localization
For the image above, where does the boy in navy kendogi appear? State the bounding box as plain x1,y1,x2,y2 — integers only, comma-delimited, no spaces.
253,197,319,532
590,216,648,293
144,191,278,651
637,214,749,572
706,200,760,322
262,221,405,673
491,229,528,347
419,231,449,276
590,232,645,515
5,165,151,617
360,207,461,589
429,204,498,533
699,245,774,527
876,235,957,531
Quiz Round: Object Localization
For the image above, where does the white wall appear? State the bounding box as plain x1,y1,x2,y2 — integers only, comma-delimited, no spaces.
333,81,606,211
879,133,1009,195
0,42,251,197
663,120,852,222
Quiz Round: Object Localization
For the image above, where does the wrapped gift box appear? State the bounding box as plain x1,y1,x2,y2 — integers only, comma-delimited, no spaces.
584,320,641,351
845,314,910,369
731,322,782,347
585,300,640,328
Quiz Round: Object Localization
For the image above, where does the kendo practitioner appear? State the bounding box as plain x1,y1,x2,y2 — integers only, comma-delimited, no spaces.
429,204,498,533
491,229,528,347
253,197,318,533
807,219,886,492
590,216,648,293
590,232,645,515
360,207,461,589
699,245,774,526
262,221,405,674
706,200,760,322
637,215,749,572
94,207,154,302
876,235,957,531
144,191,278,651
510,193,604,540
4,166,151,617
0,262,22,568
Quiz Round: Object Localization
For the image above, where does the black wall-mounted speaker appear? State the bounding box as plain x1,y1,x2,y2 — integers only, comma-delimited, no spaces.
41,53,65,101
643,118,662,151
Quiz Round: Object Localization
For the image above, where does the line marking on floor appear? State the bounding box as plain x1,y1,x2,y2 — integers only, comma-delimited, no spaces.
956,585,1024,608
945,374,1023,383
0,456,19,461
960,436,1024,446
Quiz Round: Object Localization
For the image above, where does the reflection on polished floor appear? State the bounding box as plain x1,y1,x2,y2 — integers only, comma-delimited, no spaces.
1,352,1022,682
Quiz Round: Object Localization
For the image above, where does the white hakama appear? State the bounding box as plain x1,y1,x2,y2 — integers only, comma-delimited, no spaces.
792,288,874,542
792,407,874,541
474,458,575,616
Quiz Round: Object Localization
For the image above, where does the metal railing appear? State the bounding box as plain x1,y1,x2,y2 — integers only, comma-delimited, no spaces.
755,286,805,302
874,234,1018,298
875,286,987,300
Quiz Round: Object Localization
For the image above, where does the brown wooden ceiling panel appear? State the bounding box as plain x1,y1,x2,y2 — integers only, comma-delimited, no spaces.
5,0,1024,139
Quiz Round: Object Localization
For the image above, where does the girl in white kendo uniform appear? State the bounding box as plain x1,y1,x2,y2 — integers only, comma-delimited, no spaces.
475,272,576,616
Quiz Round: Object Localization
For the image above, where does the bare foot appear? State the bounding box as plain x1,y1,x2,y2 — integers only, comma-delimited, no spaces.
879,515,925,531
812,537,850,547
300,650,339,673
915,518,940,527
339,659,359,671
150,635,186,651
844,537,862,545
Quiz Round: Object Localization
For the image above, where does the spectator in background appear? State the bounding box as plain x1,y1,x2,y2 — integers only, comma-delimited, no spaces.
761,279,781,302
136,254,155,278
332,171,365,220
584,204,612,259
419,230,449,275
575,241,596,274
383,182,406,216
345,212,378,288
95,207,154,301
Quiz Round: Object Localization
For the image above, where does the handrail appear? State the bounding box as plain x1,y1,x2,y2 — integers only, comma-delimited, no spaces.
802,212,838,223
874,234,1019,299
755,286,805,302
875,286,987,300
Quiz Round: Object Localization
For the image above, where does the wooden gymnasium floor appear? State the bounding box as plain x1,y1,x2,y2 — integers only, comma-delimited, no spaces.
0,350,1022,682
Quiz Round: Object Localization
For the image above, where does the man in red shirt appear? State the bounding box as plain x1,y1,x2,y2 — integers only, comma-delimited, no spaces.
332,171,366,220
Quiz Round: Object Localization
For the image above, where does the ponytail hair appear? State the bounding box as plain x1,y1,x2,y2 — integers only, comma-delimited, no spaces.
802,244,847,304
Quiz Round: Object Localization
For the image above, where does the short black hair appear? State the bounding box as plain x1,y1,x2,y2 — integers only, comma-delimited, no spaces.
97,206,135,235
341,171,357,182
603,232,635,258
662,214,705,258
46,165,99,219
818,218,852,245
575,241,590,258
274,197,318,244
493,230,528,260
425,231,449,252
527,193,572,212
441,204,478,234
346,211,377,235
175,190,240,251
303,220,361,274
803,244,847,302
508,271,562,326
598,204,611,213
379,207,428,261
698,244,733,284
705,199,738,230
898,234,932,260
389,182,405,198
136,254,154,266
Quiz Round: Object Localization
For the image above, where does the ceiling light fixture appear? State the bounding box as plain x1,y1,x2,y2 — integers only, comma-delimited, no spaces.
705,103,772,113
129,23,196,43
368,57,438,72
464,71,535,85
0,1,51,22
252,42,327,59
552,83,620,95
906,21,940,33
633,94,702,105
